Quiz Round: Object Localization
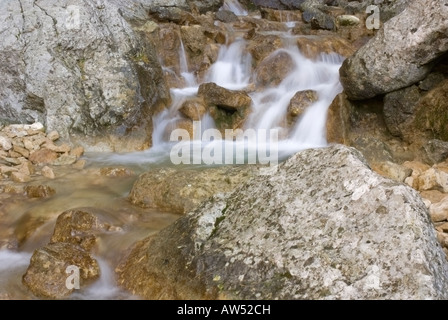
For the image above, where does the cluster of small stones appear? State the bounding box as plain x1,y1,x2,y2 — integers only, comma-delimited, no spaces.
0,123,85,184
401,161,448,257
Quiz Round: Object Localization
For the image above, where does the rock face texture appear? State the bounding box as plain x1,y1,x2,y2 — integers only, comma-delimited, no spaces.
340,0,448,100
117,145,448,299
0,0,169,150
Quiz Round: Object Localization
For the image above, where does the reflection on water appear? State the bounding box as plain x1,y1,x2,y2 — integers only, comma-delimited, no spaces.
0,161,179,300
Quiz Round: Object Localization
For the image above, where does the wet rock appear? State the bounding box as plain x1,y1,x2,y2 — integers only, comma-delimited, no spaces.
383,86,421,140
175,119,194,138
340,0,448,100
41,166,55,179
199,82,252,131
25,185,56,199
296,36,355,60
52,155,77,166
22,243,99,299
29,149,58,165
199,83,252,111
10,172,30,183
180,25,209,70
50,208,104,251
117,145,448,299
215,10,238,23
129,166,259,214
326,92,352,145
179,98,207,121
288,90,318,118
99,167,135,178
255,51,295,87
246,34,284,65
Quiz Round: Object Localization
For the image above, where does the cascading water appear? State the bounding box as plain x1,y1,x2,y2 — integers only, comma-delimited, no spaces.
220,0,248,16
109,34,344,166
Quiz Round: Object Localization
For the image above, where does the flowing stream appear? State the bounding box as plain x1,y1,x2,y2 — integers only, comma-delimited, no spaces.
0,0,344,299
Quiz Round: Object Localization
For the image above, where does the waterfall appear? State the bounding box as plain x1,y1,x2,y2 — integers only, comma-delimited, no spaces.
220,0,248,16
179,39,197,88
204,38,252,90
99,35,344,165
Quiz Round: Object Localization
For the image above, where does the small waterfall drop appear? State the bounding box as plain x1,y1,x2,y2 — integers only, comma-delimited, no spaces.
101,34,344,165
220,0,248,16
205,38,252,90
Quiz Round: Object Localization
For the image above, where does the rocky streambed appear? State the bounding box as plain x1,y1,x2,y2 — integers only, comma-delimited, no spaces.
1,0,448,300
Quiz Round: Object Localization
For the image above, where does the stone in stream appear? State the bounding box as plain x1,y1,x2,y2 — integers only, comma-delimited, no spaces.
340,0,448,100
50,208,105,251
129,165,259,214
41,166,55,179
25,185,56,199
255,51,294,88
22,243,100,299
198,82,252,132
117,145,448,299
179,98,207,121
99,167,135,178
288,90,319,119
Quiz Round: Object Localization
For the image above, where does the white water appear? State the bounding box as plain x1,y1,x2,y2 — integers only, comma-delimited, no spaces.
204,38,252,90
71,258,137,300
220,0,248,16
96,34,344,166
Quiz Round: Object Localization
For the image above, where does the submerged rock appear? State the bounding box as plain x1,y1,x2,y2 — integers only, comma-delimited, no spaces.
288,90,318,119
50,208,105,251
129,166,259,214
117,145,448,299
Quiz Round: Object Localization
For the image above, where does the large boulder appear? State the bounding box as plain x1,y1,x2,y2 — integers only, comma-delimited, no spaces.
117,145,448,299
340,0,448,100
0,0,169,151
